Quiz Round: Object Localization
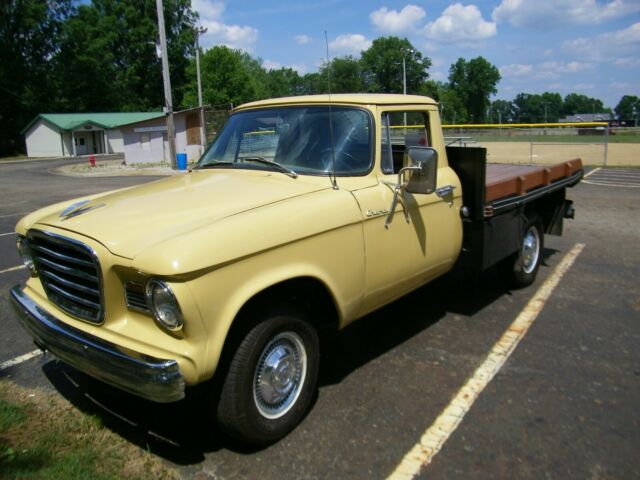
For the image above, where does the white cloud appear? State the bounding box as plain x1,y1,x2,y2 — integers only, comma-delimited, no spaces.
431,57,446,68
500,61,594,79
564,22,640,60
193,0,259,51
610,81,635,89
493,0,640,29
500,64,533,77
539,61,594,73
193,0,224,19
263,60,308,74
574,83,595,90
263,60,281,70
424,3,496,44
431,71,447,81
370,5,426,34
294,34,311,45
329,34,372,54
290,64,308,74
613,57,640,68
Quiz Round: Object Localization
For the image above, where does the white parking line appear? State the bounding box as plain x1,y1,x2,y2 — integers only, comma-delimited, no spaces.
583,180,640,188
0,265,26,275
0,232,16,237
583,167,600,178
0,349,43,371
387,243,585,480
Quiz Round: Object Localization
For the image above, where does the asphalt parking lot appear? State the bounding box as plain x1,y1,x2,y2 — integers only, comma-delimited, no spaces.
1,158,638,479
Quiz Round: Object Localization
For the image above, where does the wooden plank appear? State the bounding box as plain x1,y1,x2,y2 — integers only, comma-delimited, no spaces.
485,159,582,202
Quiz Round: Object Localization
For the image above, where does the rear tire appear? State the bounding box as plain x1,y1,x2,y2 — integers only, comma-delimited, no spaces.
500,215,544,289
216,306,319,445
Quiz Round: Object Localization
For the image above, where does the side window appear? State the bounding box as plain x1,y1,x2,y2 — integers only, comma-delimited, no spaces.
381,111,431,174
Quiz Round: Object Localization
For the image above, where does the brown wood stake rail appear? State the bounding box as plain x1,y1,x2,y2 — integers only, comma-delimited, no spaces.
485,159,583,203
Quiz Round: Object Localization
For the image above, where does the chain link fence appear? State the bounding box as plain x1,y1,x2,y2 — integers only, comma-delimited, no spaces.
443,124,640,167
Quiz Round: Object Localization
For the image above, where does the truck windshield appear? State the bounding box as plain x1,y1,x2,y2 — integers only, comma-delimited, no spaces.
197,106,372,175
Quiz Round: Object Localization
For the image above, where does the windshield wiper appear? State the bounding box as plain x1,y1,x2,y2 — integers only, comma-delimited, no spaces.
197,161,235,169
238,156,298,179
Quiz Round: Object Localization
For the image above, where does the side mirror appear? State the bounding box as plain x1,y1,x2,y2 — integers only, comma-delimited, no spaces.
384,147,439,229
403,147,438,195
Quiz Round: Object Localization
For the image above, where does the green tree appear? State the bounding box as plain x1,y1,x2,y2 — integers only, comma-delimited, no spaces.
0,0,74,155
489,99,516,123
614,95,640,119
512,92,561,122
419,80,447,101
361,37,431,93
183,46,262,108
449,57,500,123
265,67,306,98
562,93,605,116
53,0,196,112
320,56,364,93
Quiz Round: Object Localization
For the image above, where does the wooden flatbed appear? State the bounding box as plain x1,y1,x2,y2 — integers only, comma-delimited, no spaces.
485,159,583,202
446,146,583,273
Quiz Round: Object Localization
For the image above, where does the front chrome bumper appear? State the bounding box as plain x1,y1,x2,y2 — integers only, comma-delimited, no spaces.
10,286,185,403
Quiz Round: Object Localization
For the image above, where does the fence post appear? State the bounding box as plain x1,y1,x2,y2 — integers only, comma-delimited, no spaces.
529,126,533,165
604,124,609,166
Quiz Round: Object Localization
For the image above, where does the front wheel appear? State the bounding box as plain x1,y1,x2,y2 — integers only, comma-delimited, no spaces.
500,216,544,289
216,307,319,445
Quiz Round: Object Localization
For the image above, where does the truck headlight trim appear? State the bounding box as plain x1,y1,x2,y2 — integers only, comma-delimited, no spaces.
16,236,37,276
145,280,183,331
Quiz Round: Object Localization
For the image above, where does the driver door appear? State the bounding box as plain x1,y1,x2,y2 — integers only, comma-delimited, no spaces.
352,107,461,316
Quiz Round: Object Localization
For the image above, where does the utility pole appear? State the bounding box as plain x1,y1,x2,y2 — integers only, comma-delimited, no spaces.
156,0,177,169
401,49,413,128
195,26,208,149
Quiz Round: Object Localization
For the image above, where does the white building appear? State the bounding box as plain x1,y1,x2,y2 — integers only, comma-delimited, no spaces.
121,108,205,164
22,112,165,158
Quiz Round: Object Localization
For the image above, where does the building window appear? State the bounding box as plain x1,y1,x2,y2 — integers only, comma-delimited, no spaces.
140,133,151,150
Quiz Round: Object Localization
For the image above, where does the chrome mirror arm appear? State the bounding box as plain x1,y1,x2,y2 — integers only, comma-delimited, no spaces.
383,166,422,230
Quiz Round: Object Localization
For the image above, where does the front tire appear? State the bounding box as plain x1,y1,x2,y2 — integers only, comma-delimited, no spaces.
501,216,544,289
216,307,319,445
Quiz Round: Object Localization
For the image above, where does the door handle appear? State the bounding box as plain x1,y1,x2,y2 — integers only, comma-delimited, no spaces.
436,185,456,198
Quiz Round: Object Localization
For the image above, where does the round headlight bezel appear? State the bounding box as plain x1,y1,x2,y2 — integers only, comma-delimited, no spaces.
16,236,37,276
145,279,184,331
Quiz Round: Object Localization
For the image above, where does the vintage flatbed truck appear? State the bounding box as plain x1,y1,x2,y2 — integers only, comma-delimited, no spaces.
10,94,582,444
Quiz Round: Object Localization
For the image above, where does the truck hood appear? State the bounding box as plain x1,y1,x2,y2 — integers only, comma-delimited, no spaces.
35,170,329,259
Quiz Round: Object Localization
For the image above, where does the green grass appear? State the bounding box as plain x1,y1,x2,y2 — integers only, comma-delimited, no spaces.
0,381,177,480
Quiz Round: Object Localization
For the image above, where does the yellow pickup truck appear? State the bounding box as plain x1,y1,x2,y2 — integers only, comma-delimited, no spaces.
10,94,582,444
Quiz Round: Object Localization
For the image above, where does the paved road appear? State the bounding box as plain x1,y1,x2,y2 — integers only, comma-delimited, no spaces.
0,161,638,479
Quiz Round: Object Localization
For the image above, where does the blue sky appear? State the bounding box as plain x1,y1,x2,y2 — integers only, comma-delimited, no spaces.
192,0,640,108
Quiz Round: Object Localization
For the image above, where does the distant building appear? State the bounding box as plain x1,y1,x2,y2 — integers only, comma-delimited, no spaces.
559,113,613,123
22,112,165,158
120,107,205,164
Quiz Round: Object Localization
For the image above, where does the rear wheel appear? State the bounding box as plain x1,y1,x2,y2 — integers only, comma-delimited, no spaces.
216,306,319,445
501,216,544,288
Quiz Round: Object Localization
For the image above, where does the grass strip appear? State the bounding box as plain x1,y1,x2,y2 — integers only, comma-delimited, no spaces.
0,380,178,480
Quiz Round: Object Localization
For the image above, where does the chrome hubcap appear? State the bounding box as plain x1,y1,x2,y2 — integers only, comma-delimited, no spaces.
522,226,540,274
253,332,307,419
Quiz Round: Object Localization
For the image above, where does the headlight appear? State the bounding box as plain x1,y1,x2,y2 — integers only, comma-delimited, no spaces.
16,236,37,276
145,279,183,331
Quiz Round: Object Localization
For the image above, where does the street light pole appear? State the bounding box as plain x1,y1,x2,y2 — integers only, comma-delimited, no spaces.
195,26,207,149
155,0,177,169
402,56,407,96
401,49,413,128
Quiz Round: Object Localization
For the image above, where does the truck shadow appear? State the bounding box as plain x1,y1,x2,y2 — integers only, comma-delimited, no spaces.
42,247,559,464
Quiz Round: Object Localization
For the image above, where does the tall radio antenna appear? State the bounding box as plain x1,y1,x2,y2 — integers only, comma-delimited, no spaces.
324,30,338,190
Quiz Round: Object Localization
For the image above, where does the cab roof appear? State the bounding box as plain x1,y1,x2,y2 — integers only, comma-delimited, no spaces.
235,93,438,111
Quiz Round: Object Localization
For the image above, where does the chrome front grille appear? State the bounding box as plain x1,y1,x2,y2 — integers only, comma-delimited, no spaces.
27,230,103,324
